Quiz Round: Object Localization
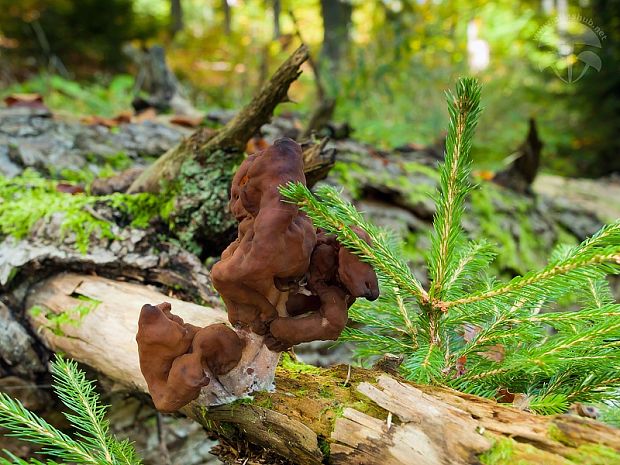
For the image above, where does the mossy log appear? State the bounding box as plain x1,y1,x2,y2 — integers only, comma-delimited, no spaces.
25,273,620,465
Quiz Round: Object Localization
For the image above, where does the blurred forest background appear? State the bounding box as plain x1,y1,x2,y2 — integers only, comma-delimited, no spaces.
0,0,618,177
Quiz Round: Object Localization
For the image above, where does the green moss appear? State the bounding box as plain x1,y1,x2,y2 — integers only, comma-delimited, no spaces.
330,161,365,198
104,151,133,171
469,183,551,275
480,434,620,465
0,170,168,255
567,444,620,465
32,298,99,336
318,386,333,398
318,437,331,459
548,423,577,447
254,397,274,410
479,436,576,465
479,437,516,465
53,152,132,186
28,305,43,318
330,158,437,209
279,353,323,376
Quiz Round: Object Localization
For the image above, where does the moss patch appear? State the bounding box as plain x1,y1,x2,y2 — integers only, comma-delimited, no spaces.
481,429,620,465
469,182,552,276
548,423,578,447
249,359,387,439
0,170,167,255
567,444,620,465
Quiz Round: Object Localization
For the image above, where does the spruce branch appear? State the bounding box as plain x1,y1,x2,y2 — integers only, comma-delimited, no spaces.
0,355,142,465
51,357,115,463
442,225,620,310
429,78,482,300
0,393,98,464
281,77,620,414
280,182,429,303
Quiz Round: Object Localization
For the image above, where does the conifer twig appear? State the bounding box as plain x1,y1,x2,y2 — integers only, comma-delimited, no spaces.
429,78,481,300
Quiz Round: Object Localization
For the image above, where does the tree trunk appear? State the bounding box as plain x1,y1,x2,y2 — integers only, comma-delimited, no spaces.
222,0,232,35
320,0,353,71
169,0,184,38
25,273,620,465
272,0,281,39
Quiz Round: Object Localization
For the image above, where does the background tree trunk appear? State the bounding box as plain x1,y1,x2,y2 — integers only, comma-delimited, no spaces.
272,0,281,39
320,0,353,71
222,0,232,35
24,272,620,465
169,0,184,38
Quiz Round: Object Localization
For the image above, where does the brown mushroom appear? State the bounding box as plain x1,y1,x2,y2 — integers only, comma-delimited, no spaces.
136,138,380,411
267,227,379,350
136,303,243,412
211,137,316,335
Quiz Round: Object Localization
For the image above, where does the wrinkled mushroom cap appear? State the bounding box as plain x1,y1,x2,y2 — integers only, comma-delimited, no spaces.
337,227,380,301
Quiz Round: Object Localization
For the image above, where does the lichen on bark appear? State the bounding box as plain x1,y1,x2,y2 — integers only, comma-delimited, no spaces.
168,150,242,256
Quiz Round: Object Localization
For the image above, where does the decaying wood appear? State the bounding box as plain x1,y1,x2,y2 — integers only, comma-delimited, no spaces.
26,274,278,405
128,45,309,194
302,137,335,187
0,224,215,302
25,273,620,465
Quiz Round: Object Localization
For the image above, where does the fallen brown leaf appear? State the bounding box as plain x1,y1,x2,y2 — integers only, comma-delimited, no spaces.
56,183,85,195
133,107,158,123
479,344,506,362
4,93,49,111
170,114,204,128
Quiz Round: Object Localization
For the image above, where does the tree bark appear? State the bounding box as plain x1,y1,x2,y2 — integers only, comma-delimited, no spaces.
272,0,281,39
222,0,232,35
25,273,620,465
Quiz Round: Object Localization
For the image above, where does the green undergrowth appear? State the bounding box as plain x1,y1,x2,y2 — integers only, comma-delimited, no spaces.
470,182,549,275
332,152,572,279
28,296,100,336
0,170,170,254
0,74,136,117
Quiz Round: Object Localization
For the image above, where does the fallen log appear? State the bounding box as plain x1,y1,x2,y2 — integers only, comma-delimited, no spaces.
25,273,620,465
